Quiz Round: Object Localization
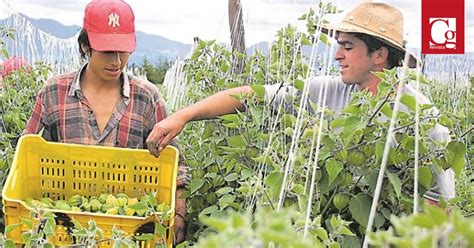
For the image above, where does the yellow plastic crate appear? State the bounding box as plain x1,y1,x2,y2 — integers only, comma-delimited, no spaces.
2,135,178,247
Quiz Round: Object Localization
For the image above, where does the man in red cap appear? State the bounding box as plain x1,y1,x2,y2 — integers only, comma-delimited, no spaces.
24,0,187,243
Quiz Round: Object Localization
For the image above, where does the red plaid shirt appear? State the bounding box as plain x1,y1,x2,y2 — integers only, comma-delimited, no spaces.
24,65,188,187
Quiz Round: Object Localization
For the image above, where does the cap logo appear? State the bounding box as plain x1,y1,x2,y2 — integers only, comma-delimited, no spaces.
108,13,120,28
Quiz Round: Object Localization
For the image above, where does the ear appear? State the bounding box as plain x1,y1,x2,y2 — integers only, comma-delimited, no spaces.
372,47,389,67
80,43,90,54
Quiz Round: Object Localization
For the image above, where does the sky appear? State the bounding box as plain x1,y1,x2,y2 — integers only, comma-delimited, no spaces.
0,0,473,51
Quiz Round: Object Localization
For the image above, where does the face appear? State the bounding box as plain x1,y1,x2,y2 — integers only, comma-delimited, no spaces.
334,33,379,87
87,49,130,83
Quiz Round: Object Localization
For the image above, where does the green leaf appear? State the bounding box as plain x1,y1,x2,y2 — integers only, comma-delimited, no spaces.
134,233,155,241
380,103,393,118
129,201,149,211
250,84,266,97
154,223,166,236
319,33,329,45
5,223,21,234
265,171,284,200
226,135,246,148
43,217,56,237
189,178,205,194
426,205,448,225
339,226,355,236
218,194,236,209
400,93,417,112
220,61,229,73
330,117,345,129
224,173,239,182
326,159,343,184
439,115,454,128
386,172,402,199
412,214,435,228
343,105,361,114
300,35,311,46
330,214,340,229
418,166,433,190
4,240,15,248
328,241,341,248
343,116,364,134
241,169,253,180
200,205,218,216
314,227,328,241
349,194,372,227
445,141,467,176
215,187,233,196
220,114,241,124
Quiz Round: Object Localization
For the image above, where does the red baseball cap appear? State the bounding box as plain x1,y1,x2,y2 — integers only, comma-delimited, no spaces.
83,0,136,53
1,56,29,77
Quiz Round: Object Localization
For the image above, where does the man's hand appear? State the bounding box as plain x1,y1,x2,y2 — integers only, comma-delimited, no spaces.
146,113,187,157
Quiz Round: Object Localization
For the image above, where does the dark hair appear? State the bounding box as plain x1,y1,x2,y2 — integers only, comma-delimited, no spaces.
78,29,91,60
352,33,404,69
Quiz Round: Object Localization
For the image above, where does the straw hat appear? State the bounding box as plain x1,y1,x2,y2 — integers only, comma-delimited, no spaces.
319,2,418,68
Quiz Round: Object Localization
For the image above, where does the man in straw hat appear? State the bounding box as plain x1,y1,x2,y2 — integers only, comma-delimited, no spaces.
23,0,188,243
146,2,454,203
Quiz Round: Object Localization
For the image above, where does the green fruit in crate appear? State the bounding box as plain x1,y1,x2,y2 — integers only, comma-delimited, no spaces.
347,150,366,167
71,206,81,212
68,195,83,207
116,193,129,199
81,202,91,212
332,193,349,210
98,193,108,204
340,172,352,187
55,200,71,211
106,207,119,215
90,199,102,212
334,150,348,162
101,204,114,212
106,194,118,206
127,197,139,206
124,206,136,216
117,197,127,207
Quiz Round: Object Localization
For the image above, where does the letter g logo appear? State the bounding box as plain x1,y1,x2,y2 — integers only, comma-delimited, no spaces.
429,18,456,49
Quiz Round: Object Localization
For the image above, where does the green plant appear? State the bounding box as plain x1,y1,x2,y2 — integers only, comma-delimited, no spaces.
369,205,474,247
194,207,355,247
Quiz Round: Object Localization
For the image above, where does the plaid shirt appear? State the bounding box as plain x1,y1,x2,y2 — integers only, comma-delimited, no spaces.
24,65,188,187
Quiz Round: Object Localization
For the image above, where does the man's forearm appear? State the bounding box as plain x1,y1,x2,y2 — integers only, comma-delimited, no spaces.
177,85,253,123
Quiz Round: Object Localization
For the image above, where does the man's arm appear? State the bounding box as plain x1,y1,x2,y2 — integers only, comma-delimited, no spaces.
146,85,253,156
